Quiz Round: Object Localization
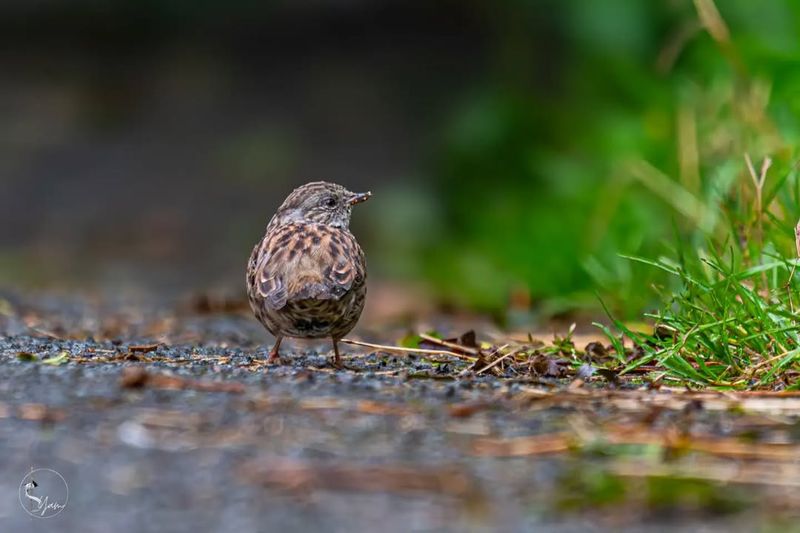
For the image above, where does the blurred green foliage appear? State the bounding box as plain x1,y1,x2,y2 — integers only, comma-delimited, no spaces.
423,0,800,318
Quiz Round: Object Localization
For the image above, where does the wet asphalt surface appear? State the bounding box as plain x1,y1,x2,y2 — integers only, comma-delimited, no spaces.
0,290,796,532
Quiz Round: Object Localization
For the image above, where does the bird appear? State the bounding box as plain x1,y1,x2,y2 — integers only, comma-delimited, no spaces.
247,181,370,367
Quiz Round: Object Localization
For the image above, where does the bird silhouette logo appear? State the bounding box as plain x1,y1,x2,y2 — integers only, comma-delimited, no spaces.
18,468,68,518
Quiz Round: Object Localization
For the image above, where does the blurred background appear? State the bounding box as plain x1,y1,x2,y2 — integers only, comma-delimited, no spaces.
1,0,799,324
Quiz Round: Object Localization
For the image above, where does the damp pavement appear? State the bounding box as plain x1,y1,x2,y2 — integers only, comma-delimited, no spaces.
0,290,796,532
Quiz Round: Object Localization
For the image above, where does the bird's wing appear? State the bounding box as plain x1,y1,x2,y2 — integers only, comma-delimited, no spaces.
254,223,365,310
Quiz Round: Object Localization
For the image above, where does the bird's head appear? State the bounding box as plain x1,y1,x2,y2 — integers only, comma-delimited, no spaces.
271,181,371,228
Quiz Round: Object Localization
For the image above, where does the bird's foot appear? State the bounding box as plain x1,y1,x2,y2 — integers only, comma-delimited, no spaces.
265,337,284,366
328,356,347,370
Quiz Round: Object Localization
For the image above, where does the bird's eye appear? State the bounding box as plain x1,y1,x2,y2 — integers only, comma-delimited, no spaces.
324,197,337,208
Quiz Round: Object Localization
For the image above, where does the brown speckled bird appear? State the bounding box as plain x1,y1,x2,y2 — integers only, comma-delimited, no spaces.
247,181,370,366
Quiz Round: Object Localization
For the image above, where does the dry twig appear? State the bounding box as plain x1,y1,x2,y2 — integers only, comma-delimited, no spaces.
417,333,480,355
476,347,523,375
341,338,477,362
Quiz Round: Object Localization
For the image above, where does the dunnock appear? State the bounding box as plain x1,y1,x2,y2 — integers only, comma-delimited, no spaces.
247,181,370,366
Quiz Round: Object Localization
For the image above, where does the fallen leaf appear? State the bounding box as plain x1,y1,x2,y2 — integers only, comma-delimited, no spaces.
129,343,160,354
17,352,36,362
595,368,620,386
448,402,489,418
41,351,69,366
119,367,245,394
577,364,595,380
584,342,607,360
18,403,66,423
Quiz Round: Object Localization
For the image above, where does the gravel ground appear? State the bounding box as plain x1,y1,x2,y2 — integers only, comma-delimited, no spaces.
0,290,797,532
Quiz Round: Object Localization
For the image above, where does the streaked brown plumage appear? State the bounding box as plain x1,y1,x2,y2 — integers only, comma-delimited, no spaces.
246,181,370,366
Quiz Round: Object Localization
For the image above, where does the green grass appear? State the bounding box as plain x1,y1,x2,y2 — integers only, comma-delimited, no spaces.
395,0,800,389
599,155,800,389
419,0,800,321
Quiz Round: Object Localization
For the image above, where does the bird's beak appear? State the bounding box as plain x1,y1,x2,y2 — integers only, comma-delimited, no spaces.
348,191,372,206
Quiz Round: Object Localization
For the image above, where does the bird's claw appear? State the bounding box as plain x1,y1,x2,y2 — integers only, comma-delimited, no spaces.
329,356,346,370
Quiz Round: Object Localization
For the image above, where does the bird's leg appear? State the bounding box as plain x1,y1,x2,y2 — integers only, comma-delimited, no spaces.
268,336,283,364
331,338,343,368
